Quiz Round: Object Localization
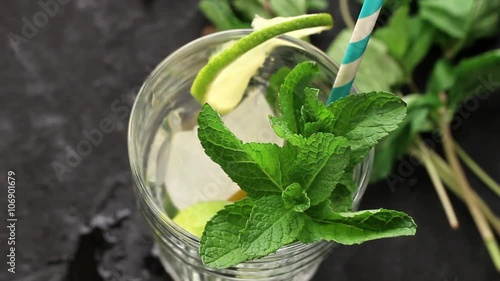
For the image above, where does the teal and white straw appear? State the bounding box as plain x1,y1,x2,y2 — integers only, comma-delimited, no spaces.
327,0,384,104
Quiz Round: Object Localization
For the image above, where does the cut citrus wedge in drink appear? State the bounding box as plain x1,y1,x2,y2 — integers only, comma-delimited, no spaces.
172,200,229,237
251,14,332,38
191,13,333,114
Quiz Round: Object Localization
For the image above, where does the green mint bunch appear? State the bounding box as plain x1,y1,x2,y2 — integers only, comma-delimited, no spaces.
197,61,417,269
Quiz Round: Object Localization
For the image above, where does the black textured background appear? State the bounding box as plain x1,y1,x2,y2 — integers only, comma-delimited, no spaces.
1,1,499,281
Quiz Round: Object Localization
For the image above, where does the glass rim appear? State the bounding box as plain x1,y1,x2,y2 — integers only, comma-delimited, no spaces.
127,29,372,256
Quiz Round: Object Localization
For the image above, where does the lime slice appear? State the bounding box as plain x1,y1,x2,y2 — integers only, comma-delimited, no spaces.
251,14,332,38
172,200,229,237
191,13,333,113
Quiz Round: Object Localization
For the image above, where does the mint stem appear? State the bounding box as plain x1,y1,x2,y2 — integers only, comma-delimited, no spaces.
263,0,274,17
439,96,500,272
454,142,500,198
422,147,500,237
415,138,459,229
339,0,355,29
406,76,420,93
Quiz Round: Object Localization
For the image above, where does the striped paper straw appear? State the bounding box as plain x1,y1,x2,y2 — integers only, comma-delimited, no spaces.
327,0,384,104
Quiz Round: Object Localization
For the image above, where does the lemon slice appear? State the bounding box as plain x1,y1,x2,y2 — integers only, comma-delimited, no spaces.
191,13,333,114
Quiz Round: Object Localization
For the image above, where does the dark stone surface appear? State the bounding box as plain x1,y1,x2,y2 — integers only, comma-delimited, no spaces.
0,1,498,281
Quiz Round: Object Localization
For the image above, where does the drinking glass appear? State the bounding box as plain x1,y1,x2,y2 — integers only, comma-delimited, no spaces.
128,30,373,281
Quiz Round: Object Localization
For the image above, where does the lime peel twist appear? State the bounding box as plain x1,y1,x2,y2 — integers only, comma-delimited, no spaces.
190,13,333,104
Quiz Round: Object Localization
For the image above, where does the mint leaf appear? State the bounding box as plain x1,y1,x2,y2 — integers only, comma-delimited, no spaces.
198,104,283,195
270,0,307,17
282,182,310,212
301,88,327,122
374,8,436,75
403,16,435,74
426,50,500,112
327,30,404,92
427,59,456,95
327,92,407,164
277,142,299,182
419,0,473,39
269,115,304,146
307,0,328,10
330,174,357,212
267,66,291,112
200,198,254,269
419,0,500,48
199,0,250,30
302,87,335,137
467,0,500,44
448,49,500,109
289,133,350,205
374,4,410,60
245,142,285,191
240,195,305,256
370,137,398,183
299,209,417,245
277,61,319,135
371,94,441,182
305,199,334,221
306,175,356,218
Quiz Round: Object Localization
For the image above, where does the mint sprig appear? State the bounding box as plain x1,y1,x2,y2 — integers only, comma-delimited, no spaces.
197,61,416,269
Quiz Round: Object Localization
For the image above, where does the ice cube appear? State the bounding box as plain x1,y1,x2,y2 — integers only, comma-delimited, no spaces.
165,91,282,210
